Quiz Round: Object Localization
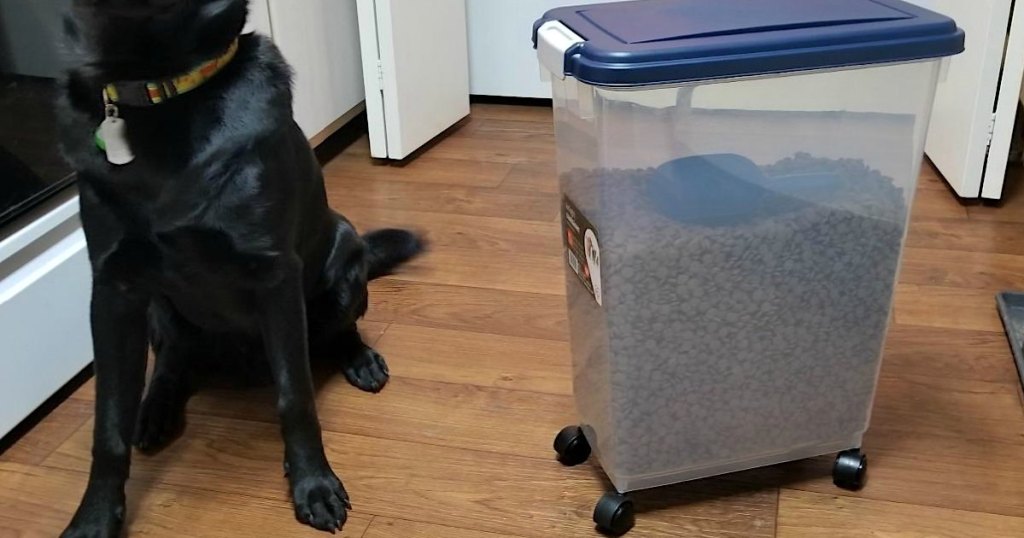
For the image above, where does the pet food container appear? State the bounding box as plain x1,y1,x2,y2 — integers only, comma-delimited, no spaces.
534,0,963,533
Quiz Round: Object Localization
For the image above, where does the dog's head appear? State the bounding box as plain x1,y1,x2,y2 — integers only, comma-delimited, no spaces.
66,0,248,80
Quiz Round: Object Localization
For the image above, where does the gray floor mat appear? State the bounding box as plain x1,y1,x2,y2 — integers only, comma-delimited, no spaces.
996,292,1024,389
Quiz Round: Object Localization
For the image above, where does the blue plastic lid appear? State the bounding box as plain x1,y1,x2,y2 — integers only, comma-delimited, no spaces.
533,0,965,87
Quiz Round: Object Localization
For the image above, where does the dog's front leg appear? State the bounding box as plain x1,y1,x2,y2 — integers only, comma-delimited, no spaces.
259,259,350,533
63,282,149,538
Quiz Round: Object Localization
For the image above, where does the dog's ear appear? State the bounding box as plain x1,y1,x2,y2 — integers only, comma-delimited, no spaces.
196,0,248,44
63,13,81,43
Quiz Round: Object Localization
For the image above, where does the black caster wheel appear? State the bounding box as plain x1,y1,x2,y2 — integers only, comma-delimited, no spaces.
833,449,868,491
593,492,635,536
553,425,591,466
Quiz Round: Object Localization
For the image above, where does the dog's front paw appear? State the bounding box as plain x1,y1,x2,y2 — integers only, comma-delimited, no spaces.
342,347,389,393
291,471,351,533
61,504,124,538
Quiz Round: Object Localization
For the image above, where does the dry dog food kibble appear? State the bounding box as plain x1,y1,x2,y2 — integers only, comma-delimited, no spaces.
562,153,907,479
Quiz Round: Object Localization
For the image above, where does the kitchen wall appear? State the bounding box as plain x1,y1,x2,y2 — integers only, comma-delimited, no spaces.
0,0,70,78
467,0,610,98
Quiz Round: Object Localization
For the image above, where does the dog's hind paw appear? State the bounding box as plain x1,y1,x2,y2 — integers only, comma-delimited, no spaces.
341,347,390,393
133,385,187,453
292,472,351,533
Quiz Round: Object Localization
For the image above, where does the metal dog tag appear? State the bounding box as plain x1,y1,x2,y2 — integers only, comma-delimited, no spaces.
96,95,135,166
96,115,135,166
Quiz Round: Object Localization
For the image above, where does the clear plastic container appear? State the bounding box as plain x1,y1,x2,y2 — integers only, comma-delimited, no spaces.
552,60,942,493
536,0,963,500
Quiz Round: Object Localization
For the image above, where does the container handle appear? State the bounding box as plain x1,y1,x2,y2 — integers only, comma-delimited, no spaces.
536,20,585,81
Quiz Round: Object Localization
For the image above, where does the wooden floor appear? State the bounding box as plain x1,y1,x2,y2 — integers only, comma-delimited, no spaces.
3,102,1024,537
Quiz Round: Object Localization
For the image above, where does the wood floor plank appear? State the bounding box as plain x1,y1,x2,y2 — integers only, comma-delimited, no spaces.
910,184,970,220
323,152,512,189
373,324,572,395
871,374,1024,445
360,321,391,347
62,329,576,463
340,207,563,258
325,176,558,223
500,162,560,195
918,160,953,191
363,517,524,538
385,247,565,296
42,415,777,538
777,489,1024,538
627,480,777,538
461,117,557,144
0,397,92,466
899,247,1024,291
917,174,951,192
331,133,371,157
730,428,1024,519
969,203,1024,224
893,284,1003,333
0,462,373,538
422,135,557,165
906,217,1024,256
365,279,569,342
881,324,1019,384
467,103,553,123
63,328,1021,510
727,341,1024,515
188,375,575,462
967,168,1023,223
859,429,1024,518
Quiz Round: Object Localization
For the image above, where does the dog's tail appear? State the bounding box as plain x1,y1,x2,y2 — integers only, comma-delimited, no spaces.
364,229,425,281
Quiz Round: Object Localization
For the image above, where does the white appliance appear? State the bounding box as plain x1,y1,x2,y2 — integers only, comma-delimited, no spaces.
355,0,471,160
247,0,367,145
906,0,1024,200
0,195,92,438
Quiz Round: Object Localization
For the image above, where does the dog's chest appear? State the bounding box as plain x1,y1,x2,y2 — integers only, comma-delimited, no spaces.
91,190,282,329
136,226,278,328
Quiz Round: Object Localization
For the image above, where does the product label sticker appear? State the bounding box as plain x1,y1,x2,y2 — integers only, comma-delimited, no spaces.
562,196,602,306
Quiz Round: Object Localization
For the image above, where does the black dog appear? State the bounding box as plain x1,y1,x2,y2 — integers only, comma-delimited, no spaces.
58,1,422,535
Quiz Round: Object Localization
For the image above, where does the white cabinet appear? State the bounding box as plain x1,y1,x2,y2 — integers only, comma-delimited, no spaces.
905,0,1024,200
247,0,366,144
356,0,470,160
0,196,92,438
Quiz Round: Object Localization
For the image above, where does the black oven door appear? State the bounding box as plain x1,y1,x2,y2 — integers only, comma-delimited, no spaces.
0,75,76,229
